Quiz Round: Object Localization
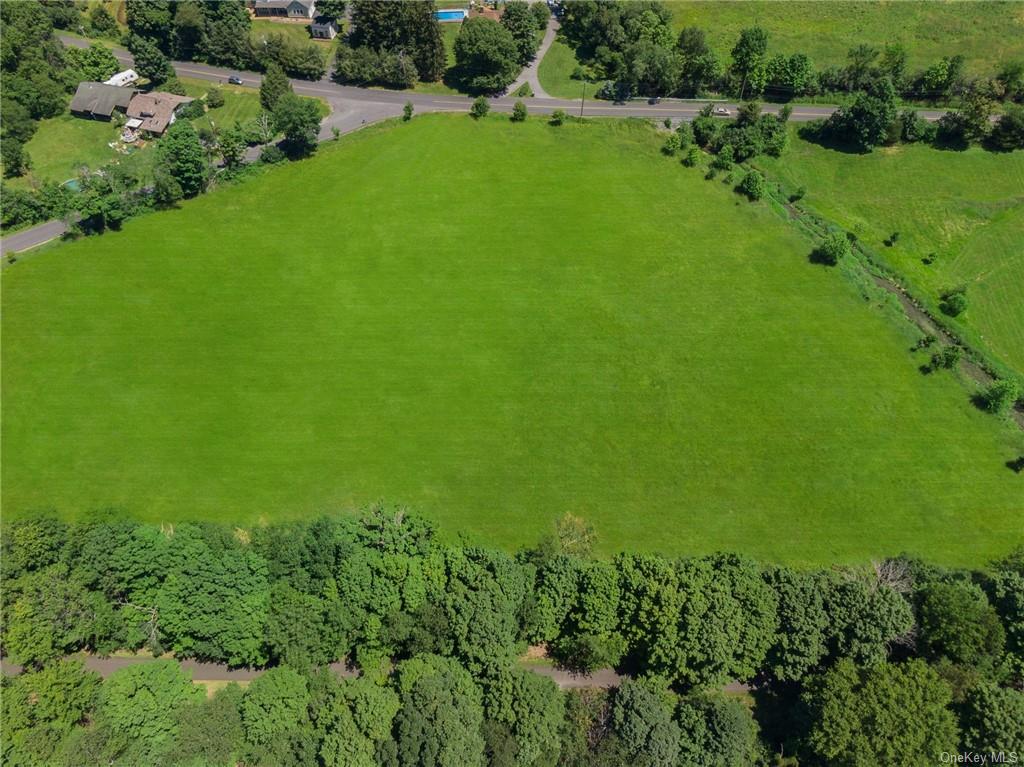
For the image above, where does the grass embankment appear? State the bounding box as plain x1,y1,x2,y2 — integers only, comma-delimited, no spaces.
3,115,1021,565
665,1,1024,75
756,130,1024,378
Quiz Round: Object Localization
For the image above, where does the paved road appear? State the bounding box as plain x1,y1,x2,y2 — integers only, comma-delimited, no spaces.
0,219,69,256
62,34,952,126
508,16,559,99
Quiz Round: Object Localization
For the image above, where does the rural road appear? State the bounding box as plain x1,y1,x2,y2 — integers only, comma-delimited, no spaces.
60,33,952,128
3,35,950,256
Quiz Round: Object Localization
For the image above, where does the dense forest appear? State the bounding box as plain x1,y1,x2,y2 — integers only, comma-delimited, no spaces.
2,508,1021,766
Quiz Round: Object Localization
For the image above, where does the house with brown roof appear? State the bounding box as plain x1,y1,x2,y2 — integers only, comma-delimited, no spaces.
125,92,194,136
70,82,137,120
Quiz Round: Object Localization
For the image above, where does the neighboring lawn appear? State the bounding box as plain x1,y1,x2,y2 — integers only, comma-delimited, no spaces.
9,113,155,189
537,37,598,100
181,78,264,132
755,131,1024,378
3,115,1021,566
250,17,340,57
664,1,1024,76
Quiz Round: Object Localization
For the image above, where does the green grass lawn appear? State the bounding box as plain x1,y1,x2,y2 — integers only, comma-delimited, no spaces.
537,37,598,100
9,113,155,189
181,78,264,132
3,115,1021,566
755,131,1024,378
665,1,1024,76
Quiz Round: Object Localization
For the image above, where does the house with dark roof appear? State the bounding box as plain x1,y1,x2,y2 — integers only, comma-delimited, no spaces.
125,92,195,136
252,0,316,18
70,82,137,120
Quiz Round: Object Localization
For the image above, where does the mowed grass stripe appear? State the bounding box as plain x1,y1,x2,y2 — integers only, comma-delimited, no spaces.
2,115,1021,565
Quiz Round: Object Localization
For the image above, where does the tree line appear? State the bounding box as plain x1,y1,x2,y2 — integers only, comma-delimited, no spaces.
558,0,1024,108
2,508,1022,766
333,0,550,94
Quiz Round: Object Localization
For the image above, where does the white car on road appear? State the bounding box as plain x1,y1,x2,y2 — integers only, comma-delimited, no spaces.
714,106,731,116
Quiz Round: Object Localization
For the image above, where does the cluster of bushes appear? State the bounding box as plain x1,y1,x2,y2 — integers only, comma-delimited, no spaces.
2,509,1022,765
661,102,789,199
806,75,1024,152
558,0,1024,107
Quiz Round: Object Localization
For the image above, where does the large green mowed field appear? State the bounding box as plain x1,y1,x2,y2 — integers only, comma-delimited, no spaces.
3,115,1021,565
665,1,1024,75
756,131,1024,378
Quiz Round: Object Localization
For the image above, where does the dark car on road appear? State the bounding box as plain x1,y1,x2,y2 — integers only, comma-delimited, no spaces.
228,75,244,85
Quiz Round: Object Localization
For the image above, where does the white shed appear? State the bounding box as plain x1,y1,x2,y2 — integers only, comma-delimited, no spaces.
104,69,140,88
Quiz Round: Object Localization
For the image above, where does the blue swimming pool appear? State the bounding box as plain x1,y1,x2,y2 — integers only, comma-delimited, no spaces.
435,8,467,22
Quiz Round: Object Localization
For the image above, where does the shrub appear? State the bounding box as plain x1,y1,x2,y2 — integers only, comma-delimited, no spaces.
206,88,225,109
939,287,968,317
260,144,286,164
470,96,490,119
403,101,414,121
675,122,693,149
815,231,851,266
178,100,206,121
514,82,533,98
549,109,567,126
163,78,188,97
929,346,963,372
711,144,734,171
789,186,806,202
682,146,701,167
737,169,766,201
510,100,528,122
661,133,681,155
981,379,1022,415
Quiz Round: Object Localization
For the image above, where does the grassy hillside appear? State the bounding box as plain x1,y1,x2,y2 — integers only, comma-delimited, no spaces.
540,1,1024,98
665,1,1024,75
756,131,1024,378
3,115,1021,565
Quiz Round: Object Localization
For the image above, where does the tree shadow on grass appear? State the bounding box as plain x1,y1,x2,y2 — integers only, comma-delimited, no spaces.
807,247,837,266
796,123,871,155
1005,457,1024,474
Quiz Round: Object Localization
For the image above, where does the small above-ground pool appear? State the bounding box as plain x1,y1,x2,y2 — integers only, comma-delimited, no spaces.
435,8,468,22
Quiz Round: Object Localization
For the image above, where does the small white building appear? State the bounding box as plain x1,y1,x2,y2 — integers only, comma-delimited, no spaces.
310,17,338,39
103,69,140,88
